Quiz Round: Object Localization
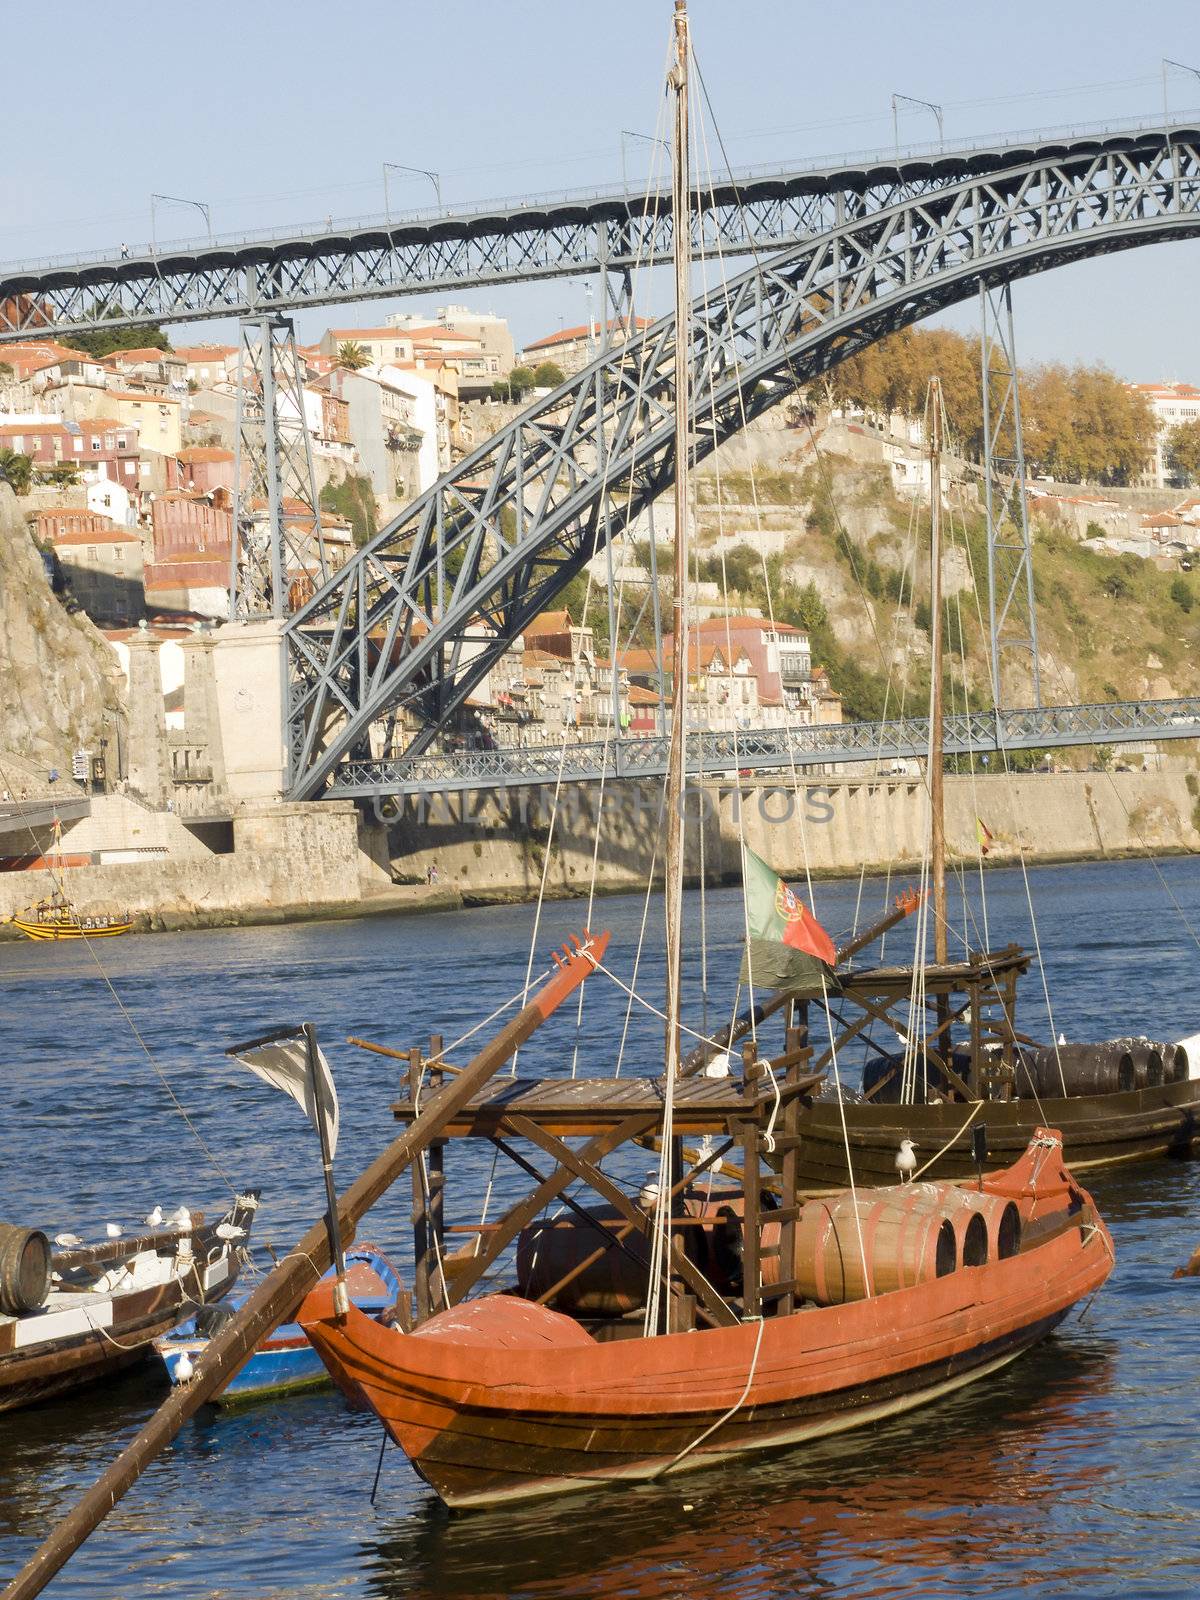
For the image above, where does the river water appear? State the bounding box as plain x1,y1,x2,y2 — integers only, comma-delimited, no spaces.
2,858,1200,1599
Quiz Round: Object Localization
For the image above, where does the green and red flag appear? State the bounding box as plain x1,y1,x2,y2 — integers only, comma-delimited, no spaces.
739,846,839,994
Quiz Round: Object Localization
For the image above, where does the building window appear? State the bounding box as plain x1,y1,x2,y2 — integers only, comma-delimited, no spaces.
91,438,101,452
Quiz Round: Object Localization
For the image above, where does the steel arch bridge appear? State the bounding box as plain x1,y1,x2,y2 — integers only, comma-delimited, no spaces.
0,118,1196,339
285,129,1200,800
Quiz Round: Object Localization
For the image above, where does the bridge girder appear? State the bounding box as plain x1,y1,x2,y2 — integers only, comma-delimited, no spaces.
1,121,1197,338
284,133,1200,799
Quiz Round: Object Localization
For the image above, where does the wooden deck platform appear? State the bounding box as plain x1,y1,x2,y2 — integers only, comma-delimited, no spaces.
391,1072,823,1138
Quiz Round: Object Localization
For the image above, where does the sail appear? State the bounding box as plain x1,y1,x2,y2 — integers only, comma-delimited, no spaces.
229,1031,339,1158
739,846,838,994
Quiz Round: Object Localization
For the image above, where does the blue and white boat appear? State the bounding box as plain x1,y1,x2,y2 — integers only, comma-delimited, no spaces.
156,1244,400,1405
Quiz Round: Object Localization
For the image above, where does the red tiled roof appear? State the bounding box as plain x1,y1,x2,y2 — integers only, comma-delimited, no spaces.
523,317,651,352
177,446,233,463
523,610,573,636
110,348,177,363
109,390,181,406
50,527,142,546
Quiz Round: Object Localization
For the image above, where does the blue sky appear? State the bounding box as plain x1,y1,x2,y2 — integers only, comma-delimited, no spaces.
4,0,1199,378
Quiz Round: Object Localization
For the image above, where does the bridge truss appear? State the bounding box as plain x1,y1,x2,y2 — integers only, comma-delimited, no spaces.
284,130,1200,798
329,697,1200,800
1,120,1196,338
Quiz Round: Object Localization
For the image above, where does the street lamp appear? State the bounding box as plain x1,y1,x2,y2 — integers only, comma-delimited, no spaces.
890,93,944,157
150,192,213,246
383,162,443,218
1162,58,1200,120
620,128,669,191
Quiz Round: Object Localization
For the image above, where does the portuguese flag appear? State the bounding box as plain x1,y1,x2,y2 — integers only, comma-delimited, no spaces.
738,846,839,994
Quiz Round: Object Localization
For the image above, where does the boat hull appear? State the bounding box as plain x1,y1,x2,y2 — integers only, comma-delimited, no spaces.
160,1330,330,1405
0,1198,257,1412
11,917,131,941
302,1142,1112,1509
157,1245,400,1406
792,1078,1200,1190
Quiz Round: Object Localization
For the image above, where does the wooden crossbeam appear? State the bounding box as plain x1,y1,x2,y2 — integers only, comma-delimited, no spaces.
444,1114,657,1305
506,1114,740,1329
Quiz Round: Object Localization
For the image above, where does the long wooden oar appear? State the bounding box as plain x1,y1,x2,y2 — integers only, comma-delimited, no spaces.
3,928,609,1600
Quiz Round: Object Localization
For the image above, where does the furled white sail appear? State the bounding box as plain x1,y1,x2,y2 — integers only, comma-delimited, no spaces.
229,1033,339,1158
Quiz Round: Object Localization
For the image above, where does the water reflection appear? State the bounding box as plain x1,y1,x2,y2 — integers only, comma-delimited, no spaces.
4,863,1200,1597
364,1340,1116,1600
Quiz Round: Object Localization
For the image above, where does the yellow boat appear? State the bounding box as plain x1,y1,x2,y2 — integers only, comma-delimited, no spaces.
10,895,132,941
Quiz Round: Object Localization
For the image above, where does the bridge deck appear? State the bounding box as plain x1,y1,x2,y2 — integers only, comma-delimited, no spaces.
325,697,1200,798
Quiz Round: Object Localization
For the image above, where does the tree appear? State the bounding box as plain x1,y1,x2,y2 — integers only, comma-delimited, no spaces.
1100,571,1130,602
508,365,537,400
1170,576,1194,613
0,449,33,494
69,321,170,357
533,361,565,389
0,361,12,380
1167,419,1200,485
336,341,370,371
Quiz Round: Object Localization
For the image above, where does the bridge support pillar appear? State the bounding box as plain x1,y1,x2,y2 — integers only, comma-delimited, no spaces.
125,634,169,807
211,618,289,805
981,282,1040,707
230,314,328,620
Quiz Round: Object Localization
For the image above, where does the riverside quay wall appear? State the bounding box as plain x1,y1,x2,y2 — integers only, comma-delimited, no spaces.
386,769,1200,897
1,771,1196,938
0,802,382,933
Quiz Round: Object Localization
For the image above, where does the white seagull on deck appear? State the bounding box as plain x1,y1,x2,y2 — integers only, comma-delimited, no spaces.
144,1206,163,1227
895,1138,918,1182
105,1223,123,1239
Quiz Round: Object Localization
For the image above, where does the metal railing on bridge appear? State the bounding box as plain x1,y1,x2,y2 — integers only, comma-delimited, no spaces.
324,696,1200,800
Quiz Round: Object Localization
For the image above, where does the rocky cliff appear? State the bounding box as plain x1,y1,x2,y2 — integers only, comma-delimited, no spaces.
0,485,125,773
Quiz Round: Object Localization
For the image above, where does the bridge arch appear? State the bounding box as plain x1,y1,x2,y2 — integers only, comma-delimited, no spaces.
287,133,1200,797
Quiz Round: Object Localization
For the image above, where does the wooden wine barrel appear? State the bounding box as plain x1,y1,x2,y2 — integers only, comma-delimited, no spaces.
912,1185,1021,1266
1018,1043,1135,1098
515,1208,652,1316
793,1188,956,1305
1117,1038,1164,1089
1162,1043,1190,1083
0,1223,51,1314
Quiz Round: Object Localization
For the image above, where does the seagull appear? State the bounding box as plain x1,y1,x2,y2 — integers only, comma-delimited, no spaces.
105,1223,123,1239
895,1138,918,1182
144,1206,163,1228
174,1349,194,1383
215,1222,245,1240
54,1233,83,1248
170,1206,191,1228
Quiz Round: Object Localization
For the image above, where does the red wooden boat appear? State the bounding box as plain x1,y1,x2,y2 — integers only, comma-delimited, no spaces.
301,1130,1112,1508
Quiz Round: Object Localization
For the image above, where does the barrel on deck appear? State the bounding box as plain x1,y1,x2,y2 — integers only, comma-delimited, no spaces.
910,1185,1021,1266
1117,1038,1164,1089
1016,1042,1135,1099
516,1208,651,1316
793,1188,957,1305
0,1223,52,1314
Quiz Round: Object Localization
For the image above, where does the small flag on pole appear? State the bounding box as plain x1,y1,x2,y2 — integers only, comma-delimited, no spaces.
227,1027,339,1158
739,846,838,994
976,817,994,857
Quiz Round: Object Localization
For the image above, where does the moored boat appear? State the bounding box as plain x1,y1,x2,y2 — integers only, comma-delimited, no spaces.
300,1130,1112,1507
10,890,131,941
157,1244,399,1404
0,1193,259,1411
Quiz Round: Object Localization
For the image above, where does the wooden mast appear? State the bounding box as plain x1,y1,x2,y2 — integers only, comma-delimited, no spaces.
663,0,691,1082
928,377,948,968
